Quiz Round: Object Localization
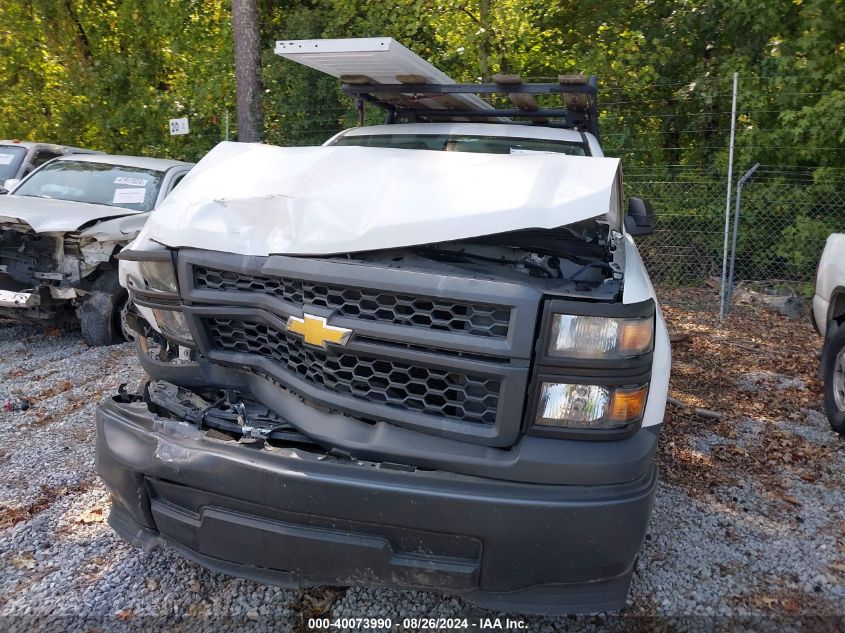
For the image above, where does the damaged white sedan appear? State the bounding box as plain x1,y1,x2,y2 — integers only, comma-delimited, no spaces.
0,154,192,345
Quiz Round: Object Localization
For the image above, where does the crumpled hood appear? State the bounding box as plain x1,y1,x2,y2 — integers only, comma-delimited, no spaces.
138,141,621,257
0,195,142,233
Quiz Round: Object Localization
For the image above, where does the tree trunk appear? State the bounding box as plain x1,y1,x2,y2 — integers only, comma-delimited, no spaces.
61,0,93,66
478,0,491,82
231,0,263,142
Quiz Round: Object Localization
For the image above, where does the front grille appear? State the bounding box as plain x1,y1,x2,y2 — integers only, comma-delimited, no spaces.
204,317,500,425
195,267,510,338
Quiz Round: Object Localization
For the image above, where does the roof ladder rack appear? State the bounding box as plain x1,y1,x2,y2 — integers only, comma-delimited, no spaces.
275,37,600,138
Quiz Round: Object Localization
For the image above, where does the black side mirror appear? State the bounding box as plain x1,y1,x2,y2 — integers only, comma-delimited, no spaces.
624,197,655,236
0,187,8,195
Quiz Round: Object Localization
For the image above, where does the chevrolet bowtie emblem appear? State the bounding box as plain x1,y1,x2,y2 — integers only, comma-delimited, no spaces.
286,313,353,348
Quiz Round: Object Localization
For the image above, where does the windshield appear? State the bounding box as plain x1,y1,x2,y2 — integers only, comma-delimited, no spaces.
0,145,27,181
13,160,164,211
332,133,588,156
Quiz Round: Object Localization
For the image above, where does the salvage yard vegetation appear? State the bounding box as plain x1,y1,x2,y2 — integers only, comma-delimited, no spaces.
2,0,842,171
0,285,843,624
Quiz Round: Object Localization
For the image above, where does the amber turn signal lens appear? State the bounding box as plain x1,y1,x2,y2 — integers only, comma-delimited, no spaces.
548,314,654,359
609,385,649,423
618,319,654,355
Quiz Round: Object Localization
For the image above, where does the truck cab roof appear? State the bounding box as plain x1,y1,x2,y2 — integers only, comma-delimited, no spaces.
326,123,603,157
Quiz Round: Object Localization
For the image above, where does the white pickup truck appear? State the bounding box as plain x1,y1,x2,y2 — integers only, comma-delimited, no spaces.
95,39,670,615
813,233,845,435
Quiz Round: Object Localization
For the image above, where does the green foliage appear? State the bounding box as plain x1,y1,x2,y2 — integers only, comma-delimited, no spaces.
2,0,842,167
774,210,840,280
0,0,842,283
0,0,235,162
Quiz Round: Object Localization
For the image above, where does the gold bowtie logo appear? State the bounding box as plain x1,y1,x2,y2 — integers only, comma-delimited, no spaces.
286,313,353,348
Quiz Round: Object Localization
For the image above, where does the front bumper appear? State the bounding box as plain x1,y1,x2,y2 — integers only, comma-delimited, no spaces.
97,391,658,615
0,288,37,308
0,280,75,320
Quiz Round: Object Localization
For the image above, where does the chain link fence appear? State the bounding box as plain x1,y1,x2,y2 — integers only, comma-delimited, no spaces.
624,171,726,285
624,167,845,290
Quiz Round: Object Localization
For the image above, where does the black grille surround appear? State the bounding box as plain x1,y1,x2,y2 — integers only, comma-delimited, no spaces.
177,249,542,446
195,266,511,338
205,317,500,425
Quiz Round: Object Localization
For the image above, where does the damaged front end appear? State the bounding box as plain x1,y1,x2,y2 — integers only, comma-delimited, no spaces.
96,141,669,614
98,371,658,614
96,217,664,614
121,217,629,416
0,221,125,322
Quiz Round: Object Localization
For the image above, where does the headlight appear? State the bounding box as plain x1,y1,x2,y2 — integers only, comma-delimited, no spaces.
548,314,653,359
119,249,193,345
137,259,178,293
535,382,648,429
151,308,194,343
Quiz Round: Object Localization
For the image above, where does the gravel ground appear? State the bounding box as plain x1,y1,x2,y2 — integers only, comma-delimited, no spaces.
1,289,844,632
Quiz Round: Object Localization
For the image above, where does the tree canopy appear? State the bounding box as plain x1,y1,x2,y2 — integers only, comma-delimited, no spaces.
0,0,842,169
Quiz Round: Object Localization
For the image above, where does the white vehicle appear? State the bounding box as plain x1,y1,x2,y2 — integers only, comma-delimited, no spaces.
812,233,845,435
0,140,102,191
0,154,192,345
97,38,669,615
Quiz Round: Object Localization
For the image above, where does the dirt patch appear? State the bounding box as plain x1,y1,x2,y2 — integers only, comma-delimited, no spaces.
729,585,843,616
30,380,75,404
3,368,31,379
657,285,838,497
292,587,343,631
0,481,90,529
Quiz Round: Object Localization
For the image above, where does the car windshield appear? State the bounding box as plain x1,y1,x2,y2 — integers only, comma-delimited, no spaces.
13,160,164,211
332,133,588,156
0,145,27,181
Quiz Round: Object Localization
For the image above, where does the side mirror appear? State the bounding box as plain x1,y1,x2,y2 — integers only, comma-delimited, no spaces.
624,197,655,236
3,178,20,192
0,187,8,195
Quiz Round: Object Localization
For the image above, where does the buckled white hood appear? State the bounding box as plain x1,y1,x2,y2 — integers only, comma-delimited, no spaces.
137,141,621,256
0,195,142,233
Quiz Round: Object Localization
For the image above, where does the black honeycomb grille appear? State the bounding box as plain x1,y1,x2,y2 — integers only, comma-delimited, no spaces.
204,317,500,425
194,267,510,338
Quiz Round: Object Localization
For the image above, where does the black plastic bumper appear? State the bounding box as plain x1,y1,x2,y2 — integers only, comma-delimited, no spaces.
96,395,659,615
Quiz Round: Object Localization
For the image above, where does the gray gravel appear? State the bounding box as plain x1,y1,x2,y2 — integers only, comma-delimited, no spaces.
735,370,806,393
1,322,844,631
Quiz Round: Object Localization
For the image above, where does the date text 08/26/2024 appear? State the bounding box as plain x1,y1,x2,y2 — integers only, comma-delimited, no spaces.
307,617,529,630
